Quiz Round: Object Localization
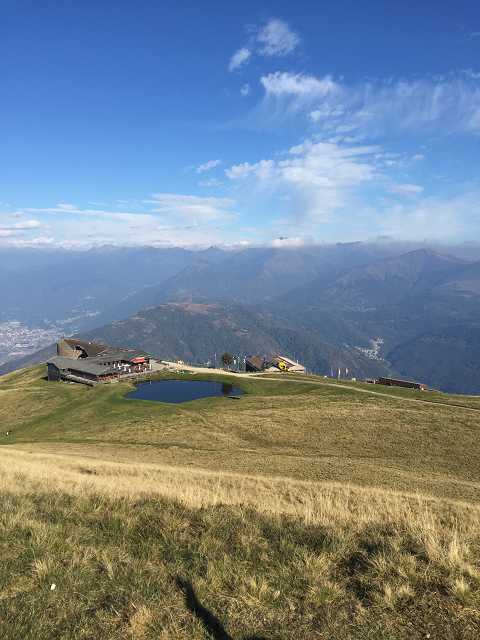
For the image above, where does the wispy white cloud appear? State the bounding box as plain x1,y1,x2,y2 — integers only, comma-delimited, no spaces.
257,18,300,56
228,47,251,72
261,72,339,97
24,203,155,223
226,159,274,180
377,192,480,241
225,131,480,242
228,18,299,73
7,193,231,247
196,159,222,173
226,139,379,223
310,106,346,121
256,70,480,136
145,193,236,224
240,83,251,96
7,219,43,230
0,219,44,237
56,202,77,211
389,183,424,196
198,177,223,188
251,73,342,127
4,235,56,247
3,192,241,248
21,193,237,228
342,74,480,136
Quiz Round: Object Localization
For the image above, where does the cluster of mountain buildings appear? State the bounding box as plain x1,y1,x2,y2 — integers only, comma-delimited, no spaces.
245,354,306,374
46,339,427,391
47,339,152,386
46,339,308,385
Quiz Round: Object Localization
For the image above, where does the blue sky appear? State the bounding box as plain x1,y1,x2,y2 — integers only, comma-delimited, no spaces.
1,1,479,248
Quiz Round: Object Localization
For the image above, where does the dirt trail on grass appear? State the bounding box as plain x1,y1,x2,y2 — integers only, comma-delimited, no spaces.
163,361,480,413
260,376,480,413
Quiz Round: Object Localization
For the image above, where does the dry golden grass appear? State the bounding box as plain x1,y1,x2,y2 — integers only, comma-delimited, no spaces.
1,447,479,569
2,365,480,504
1,366,480,638
2,450,480,638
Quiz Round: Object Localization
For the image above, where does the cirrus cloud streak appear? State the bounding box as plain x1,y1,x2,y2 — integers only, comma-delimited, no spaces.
256,70,480,136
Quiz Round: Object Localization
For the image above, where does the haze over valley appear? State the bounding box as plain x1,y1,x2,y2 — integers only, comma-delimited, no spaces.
2,240,480,393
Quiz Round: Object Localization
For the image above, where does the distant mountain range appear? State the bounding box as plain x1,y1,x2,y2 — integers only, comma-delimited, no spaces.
1,242,480,393
0,246,225,329
389,325,480,395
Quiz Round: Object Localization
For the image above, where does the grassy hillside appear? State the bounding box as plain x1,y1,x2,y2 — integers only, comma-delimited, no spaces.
1,366,480,638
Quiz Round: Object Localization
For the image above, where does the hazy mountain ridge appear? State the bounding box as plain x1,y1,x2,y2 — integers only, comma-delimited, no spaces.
0,246,223,329
280,249,468,309
151,243,426,306
269,249,480,387
389,325,480,395
0,301,392,379
1,243,480,392
83,302,390,379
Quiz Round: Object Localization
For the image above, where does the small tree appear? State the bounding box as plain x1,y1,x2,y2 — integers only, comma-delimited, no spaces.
221,352,234,369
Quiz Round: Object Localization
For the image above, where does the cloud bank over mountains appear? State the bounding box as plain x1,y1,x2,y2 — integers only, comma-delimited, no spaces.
223,137,480,243
0,195,239,249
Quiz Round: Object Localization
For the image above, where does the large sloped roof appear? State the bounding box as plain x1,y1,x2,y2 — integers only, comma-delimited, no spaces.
47,356,113,376
91,350,148,364
61,339,109,357
246,355,265,371
61,338,149,362
270,355,305,369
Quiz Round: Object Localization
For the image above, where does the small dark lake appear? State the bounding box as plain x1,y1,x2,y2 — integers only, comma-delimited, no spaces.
126,379,244,404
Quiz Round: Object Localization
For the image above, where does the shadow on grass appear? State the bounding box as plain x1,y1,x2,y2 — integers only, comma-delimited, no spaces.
175,577,269,640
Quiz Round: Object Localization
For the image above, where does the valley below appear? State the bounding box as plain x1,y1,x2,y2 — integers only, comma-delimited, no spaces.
2,242,480,394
